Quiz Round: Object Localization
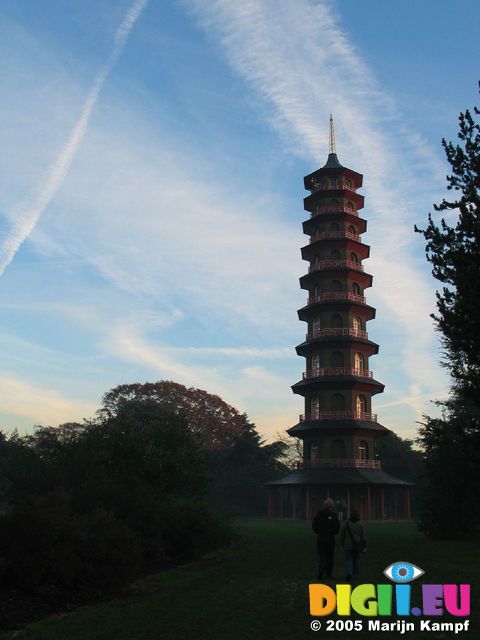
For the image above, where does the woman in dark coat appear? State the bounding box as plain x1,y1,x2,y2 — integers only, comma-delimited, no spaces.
339,509,366,581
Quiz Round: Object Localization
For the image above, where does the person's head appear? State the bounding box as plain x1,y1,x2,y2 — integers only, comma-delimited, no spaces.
349,510,360,522
323,498,335,510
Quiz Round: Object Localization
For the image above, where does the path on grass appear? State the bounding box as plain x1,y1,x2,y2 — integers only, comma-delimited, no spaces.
9,519,479,640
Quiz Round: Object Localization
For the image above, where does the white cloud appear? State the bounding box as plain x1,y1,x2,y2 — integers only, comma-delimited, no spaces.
0,373,97,426
0,0,451,439
33,124,303,339
0,0,149,275
103,324,299,435
184,0,449,419
168,346,292,358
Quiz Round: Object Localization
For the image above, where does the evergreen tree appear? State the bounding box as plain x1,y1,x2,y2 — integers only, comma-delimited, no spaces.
100,381,289,515
415,86,480,537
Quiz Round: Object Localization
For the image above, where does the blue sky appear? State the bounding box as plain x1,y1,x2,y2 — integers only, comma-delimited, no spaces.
0,0,478,441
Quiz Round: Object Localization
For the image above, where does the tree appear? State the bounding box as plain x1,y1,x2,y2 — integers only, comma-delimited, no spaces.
375,433,424,485
101,381,245,450
415,86,480,537
100,381,289,515
207,419,289,516
375,433,425,516
273,431,303,471
415,87,480,405
416,412,478,538
0,400,230,596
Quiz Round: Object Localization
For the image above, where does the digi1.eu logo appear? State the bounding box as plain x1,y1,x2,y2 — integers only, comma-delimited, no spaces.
309,560,471,625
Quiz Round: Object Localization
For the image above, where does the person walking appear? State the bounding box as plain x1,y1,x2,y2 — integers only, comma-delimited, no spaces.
339,509,367,582
312,498,340,580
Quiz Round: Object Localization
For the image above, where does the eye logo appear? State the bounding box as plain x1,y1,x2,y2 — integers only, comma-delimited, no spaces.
384,561,424,583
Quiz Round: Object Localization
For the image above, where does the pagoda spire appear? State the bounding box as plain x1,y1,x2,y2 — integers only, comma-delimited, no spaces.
329,113,336,155
322,113,343,168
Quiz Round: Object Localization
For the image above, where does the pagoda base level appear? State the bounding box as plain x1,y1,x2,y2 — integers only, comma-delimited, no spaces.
267,483,412,521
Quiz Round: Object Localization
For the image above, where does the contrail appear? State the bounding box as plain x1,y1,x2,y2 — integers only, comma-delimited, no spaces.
0,0,149,276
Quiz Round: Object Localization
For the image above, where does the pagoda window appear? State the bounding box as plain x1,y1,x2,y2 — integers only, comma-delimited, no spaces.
312,353,320,374
311,396,320,415
347,200,354,210
352,282,362,295
331,279,342,292
311,442,321,461
356,395,367,417
350,252,359,263
358,440,369,460
331,439,346,459
345,178,352,189
353,316,362,331
331,393,345,410
314,284,322,297
331,313,343,328
348,224,356,235
329,178,338,188
354,352,364,372
330,351,345,367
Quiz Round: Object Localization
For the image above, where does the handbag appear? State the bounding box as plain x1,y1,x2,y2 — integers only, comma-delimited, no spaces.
346,521,367,553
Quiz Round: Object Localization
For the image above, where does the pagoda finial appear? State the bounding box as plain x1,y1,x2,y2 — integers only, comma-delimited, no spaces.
329,113,336,155
322,114,342,168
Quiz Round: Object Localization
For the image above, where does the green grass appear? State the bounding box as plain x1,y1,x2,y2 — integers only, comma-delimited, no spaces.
4,519,478,640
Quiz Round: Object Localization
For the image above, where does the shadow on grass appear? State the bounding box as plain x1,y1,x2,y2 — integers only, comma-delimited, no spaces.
4,519,478,640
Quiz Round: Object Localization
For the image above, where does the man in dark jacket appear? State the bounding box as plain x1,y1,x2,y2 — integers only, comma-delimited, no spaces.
312,498,340,579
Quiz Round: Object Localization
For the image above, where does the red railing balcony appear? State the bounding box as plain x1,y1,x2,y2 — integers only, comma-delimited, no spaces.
299,411,377,422
310,181,357,193
303,368,373,379
309,231,360,243
308,259,364,274
306,327,368,340
302,458,381,470
307,292,366,305
310,206,358,218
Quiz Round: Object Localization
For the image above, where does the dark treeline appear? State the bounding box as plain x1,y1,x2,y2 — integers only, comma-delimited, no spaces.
0,381,288,610
375,432,425,515
415,85,480,538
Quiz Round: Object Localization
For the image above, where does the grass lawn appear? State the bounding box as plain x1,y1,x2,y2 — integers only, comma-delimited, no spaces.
4,519,478,640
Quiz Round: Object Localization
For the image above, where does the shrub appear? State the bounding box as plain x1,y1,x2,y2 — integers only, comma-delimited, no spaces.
158,498,232,563
0,490,141,593
0,398,238,599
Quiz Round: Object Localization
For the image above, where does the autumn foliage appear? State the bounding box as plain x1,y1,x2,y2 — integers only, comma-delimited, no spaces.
101,381,246,450
0,380,288,608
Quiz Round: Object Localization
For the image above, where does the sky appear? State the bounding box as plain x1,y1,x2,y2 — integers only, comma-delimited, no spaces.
0,0,478,441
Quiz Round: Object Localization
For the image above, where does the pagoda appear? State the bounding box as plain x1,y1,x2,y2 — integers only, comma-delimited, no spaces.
267,117,412,521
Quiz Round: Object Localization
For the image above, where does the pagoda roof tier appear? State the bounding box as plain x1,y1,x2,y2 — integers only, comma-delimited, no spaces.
291,376,385,396
295,336,379,357
300,269,373,291
287,418,390,437
265,467,412,487
303,213,367,236
301,237,370,262
298,300,376,322
304,189,364,213
304,161,363,190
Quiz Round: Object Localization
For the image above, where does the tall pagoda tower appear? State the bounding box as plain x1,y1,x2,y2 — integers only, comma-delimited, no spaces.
267,117,412,521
